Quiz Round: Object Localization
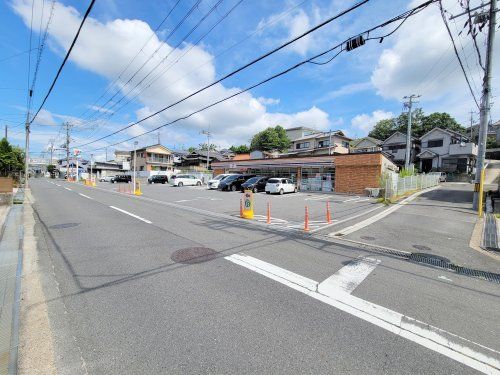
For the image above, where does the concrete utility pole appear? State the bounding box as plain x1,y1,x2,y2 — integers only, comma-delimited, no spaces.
133,141,138,190
473,0,496,210
65,122,71,179
90,153,93,182
403,94,420,170
469,110,475,139
105,147,108,162
201,129,211,170
24,115,30,188
49,139,54,165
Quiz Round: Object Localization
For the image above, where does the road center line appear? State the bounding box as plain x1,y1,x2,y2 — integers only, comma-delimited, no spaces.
317,256,380,295
225,254,500,374
109,206,152,224
64,187,72,191
78,193,93,200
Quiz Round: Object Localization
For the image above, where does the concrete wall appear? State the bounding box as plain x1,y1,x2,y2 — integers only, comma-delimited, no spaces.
334,153,383,194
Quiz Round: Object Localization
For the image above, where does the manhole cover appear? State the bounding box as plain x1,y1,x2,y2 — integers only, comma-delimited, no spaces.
50,223,80,229
412,252,450,263
171,247,218,264
412,244,431,251
361,236,375,241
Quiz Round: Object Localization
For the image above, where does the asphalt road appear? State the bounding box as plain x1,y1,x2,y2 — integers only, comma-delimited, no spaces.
27,178,500,374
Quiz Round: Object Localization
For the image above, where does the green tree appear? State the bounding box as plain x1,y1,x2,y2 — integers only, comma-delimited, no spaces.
229,145,250,154
419,112,464,137
187,146,196,153
0,138,24,176
250,125,290,152
368,119,396,140
198,143,218,151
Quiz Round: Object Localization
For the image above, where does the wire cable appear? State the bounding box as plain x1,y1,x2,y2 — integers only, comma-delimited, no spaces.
82,0,437,151
30,0,96,124
76,0,370,148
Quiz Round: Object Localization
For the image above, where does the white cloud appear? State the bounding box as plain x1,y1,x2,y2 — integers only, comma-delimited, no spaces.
257,97,280,106
12,0,334,148
317,82,373,103
350,110,393,135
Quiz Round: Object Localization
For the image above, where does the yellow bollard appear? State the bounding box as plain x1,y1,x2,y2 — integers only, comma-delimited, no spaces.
242,190,254,219
134,180,142,196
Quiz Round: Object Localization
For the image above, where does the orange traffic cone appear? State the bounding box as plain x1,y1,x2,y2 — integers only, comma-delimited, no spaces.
266,202,271,224
304,205,310,232
326,201,332,224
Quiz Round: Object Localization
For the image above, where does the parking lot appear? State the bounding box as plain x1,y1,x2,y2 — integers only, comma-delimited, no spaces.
94,180,384,233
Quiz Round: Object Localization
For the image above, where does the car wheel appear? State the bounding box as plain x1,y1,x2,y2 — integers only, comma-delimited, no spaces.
178,182,183,187
293,187,297,193
231,185,237,192
162,181,165,184
196,181,201,186
266,191,270,194
253,187,257,193
279,189,284,195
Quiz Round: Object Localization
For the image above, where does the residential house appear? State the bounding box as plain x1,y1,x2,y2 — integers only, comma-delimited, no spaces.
288,131,351,156
350,137,383,154
170,149,190,166
285,126,319,142
219,149,236,159
114,150,131,163
131,144,174,173
417,128,477,173
381,132,420,167
180,150,227,170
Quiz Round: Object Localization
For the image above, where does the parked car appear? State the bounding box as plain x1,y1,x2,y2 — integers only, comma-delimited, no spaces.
111,175,131,183
148,175,169,184
100,175,115,182
241,176,269,193
170,174,202,187
265,178,297,195
218,174,256,191
439,172,447,182
207,174,238,189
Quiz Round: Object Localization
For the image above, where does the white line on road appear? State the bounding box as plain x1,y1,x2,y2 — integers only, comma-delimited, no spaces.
317,256,380,295
109,206,152,224
225,254,500,374
330,186,440,237
64,187,72,191
342,196,361,202
55,184,61,187
78,193,93,200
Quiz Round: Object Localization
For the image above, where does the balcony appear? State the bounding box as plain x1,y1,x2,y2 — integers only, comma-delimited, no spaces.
147,157,172,164
449,142,477,156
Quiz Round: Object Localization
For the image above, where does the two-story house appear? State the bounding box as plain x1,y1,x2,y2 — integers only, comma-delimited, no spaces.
285,126,319,142
417,128,477,173
288,131,351,156
350,137,383,154
381,132,420,168
131,144,174,173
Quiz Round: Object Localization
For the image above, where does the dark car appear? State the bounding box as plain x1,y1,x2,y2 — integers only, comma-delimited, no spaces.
148,174,168,184
111,174,131,183
218,174,256,191
240,176,269,193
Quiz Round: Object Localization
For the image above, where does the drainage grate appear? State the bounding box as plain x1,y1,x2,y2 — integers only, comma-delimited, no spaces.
171,247,218,264
49,223,80,229
412,244,431,251
412,252,449,263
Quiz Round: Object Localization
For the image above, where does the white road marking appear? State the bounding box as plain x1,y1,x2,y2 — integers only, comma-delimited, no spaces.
438,275,453,282
225,254,500,374
78,193,93,200
317,256,380,295
343,196,361,202
109,206,152,224
308,205,384,234
304,195,331,201
64,187,72,191
331,186,439,237
55,184,61,187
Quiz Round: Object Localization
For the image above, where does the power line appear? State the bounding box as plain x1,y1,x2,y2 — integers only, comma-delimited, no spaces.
0,48,38,63
30,0,96,124
438,0,480,109
76,0,370,148
82,0,437,151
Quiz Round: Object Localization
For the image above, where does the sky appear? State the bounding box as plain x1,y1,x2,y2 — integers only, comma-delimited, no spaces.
0,0,498,161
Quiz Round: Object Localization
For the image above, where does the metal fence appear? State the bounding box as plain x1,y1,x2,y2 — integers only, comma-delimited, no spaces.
384,173,440,200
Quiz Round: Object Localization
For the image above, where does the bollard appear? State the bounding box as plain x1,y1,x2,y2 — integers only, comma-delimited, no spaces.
304,205,309,232
266,202,271,224
240,199,243,218
134,181,142,196
326,201,332,224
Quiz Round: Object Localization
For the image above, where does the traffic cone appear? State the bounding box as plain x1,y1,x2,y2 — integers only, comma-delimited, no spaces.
240,199,243,218
267,202,271,224
326,201,332,224
304,205,309,232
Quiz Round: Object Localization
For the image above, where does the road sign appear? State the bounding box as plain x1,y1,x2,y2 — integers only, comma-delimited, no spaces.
242,190,254,219
73,149,81,156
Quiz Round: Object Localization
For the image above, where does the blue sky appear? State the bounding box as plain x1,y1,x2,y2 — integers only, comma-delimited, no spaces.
0,0,498,161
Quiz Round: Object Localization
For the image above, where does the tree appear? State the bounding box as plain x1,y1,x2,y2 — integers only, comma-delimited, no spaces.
187,146,196,153
368,119,396,141
198,143,218,151
250,125,290,152
229,145,250,154
419,112,464,137
0,138,24,176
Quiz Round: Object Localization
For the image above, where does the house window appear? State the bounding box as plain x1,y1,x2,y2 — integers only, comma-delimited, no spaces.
318,140,330,148
296,142,310,149
427,139,443,148
139,166,144,171
342,141,349,148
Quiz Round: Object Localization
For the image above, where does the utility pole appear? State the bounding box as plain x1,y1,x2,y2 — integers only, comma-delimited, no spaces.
24,115,30,188
49,139,54,165
65,122,71,180
403,94,420,170
469,110,475,139
201,129,211,170
105,147,108,162
133,141,138,190
473,0,496,210
157,130,161,145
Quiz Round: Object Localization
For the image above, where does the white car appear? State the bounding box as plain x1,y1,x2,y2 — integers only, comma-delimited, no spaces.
439,172,447,182
100,175,115,182
170,174,203,187
207,174,236,189
265,178,297,195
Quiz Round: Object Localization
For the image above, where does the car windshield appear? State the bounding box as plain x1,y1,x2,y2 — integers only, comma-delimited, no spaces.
213,175,225,180
245,177,260,184
224,175,239,182
268,178,279,183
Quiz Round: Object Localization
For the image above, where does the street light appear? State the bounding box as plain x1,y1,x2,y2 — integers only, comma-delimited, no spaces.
133,141,138,190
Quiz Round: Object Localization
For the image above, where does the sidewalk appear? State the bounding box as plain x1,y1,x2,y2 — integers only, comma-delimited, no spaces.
338,183,500,274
